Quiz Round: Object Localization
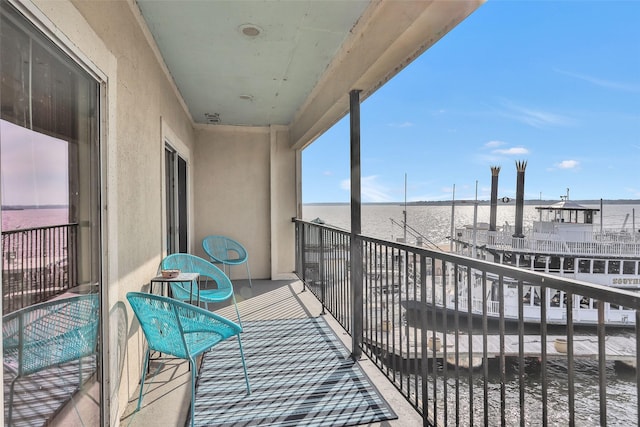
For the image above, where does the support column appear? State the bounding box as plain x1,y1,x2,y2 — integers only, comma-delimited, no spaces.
350,89,363,360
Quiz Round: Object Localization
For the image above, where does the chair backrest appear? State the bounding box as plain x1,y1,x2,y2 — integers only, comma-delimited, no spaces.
161,253,234,301
2,294,100,376
126,292,241,359
202,235,248,264
161,253,233,292
127,292,191,358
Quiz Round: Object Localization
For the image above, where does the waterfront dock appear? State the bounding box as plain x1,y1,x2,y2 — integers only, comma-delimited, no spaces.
366,325,637,365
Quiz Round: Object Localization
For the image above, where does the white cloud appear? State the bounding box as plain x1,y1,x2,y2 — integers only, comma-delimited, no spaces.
340,175,394,203
475,153,504,164
441,186,455,195
485,140,506,148
555,69,640,93
323,170,333,176
493,147,530,155
625,187,640,198
500,101,574,128
555,160,579,169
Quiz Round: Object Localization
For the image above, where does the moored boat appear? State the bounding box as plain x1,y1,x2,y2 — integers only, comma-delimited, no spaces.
427,162,640,327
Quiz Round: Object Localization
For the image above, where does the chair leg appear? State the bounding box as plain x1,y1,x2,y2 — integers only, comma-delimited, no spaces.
245,261,252,288
79,356,83,386
136,349,151,411
232,293,242,328
236,334,251,395
190,358,197,427
8,376,18,426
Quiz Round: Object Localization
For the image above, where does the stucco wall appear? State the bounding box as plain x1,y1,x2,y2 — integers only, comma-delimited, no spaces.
269,126,298,280
192,125,298,282
193,126,271,279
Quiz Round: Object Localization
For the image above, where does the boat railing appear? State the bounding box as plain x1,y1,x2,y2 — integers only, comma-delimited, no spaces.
1,223,78,315
295,219,640,426
461,228,640,256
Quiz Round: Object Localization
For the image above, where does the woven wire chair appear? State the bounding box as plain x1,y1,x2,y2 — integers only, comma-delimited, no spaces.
202,235,253,288
126,292,250,427
161,253,242,325
2,293,100,425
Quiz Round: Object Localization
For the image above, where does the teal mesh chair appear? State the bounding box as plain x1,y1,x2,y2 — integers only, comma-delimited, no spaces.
126,292,250,427
2,294,100,425
161,253,242,325
202,235,253,288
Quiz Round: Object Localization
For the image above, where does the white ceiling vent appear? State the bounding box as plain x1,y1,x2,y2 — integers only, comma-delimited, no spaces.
204,112,220,124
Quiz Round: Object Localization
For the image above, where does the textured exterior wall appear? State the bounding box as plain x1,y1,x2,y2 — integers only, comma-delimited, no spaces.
192,125,298,281
269,126,298,280
193,126,271,278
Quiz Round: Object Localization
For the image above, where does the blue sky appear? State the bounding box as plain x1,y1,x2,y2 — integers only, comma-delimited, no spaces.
302,0,640,203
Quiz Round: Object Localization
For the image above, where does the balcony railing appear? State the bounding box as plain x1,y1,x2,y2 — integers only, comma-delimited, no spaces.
294,219,640,426
2,223,78,315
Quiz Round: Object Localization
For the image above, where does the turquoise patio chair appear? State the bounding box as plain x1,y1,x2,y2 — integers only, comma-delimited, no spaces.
126,292,250,427
2,294,100,425
202,235,253,288
161,253,242,325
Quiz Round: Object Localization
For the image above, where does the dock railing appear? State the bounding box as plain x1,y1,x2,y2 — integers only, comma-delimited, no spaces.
295,219,640,426
2,223,78,315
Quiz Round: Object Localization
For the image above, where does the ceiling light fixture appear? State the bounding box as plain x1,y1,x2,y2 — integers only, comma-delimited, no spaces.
239,24,262,38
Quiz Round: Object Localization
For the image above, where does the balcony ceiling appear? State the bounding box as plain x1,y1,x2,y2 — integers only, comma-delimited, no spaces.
135,0,484,147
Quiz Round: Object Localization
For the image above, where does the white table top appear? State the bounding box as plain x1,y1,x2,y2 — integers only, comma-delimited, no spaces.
151,272,199,282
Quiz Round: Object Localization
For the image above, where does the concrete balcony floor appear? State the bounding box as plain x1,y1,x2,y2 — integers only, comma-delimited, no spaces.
120,279,422,426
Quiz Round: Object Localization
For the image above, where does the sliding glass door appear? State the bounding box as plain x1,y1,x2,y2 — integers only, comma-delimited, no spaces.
165,145,188,254
1,2,102,424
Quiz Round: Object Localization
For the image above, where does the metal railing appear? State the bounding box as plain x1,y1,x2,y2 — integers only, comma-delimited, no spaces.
2,223,78,315
294,219,640,426
458,228,640,257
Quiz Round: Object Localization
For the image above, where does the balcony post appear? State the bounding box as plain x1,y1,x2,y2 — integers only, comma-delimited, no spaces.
301,223,306,291
319,228,326,314
349,89,363,360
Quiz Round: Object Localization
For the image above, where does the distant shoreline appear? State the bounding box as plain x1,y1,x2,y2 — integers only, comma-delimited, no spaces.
304,199,640,207
2,205,68,210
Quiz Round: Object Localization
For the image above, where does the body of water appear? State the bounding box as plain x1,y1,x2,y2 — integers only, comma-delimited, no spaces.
1,207,69,231
303,202,640,246
303,201,640,426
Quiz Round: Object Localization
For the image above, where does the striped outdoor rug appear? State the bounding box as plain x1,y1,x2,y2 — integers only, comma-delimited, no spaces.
193,317,397,426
